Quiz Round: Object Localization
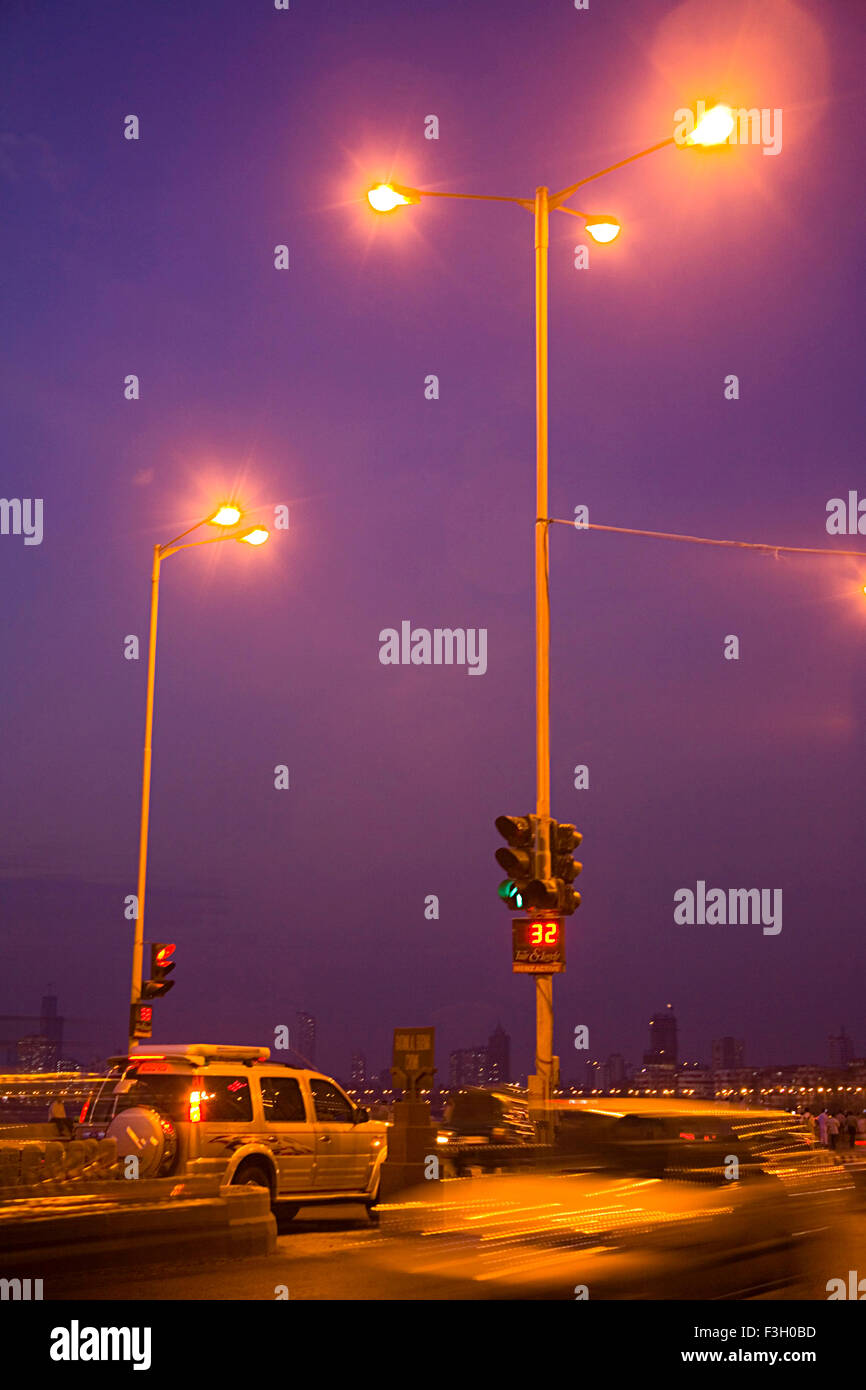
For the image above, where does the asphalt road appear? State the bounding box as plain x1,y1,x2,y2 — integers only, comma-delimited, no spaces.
40,1201,866,1302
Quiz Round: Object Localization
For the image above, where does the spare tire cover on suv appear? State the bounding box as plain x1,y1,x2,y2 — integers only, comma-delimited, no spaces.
107,1106,177,1177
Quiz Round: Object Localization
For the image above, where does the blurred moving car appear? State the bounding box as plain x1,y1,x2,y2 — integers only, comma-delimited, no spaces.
76,1043,387,1219
438,1087,536,1147
376,1100,855,1298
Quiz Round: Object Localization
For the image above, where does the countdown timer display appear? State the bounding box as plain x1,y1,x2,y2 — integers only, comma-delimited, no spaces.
512,917,565,973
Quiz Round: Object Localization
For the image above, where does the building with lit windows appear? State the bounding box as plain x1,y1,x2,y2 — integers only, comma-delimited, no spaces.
294,1012,316,1066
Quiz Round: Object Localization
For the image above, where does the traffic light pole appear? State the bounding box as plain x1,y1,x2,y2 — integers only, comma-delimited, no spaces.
532,186,555,1138
129,543,161,1052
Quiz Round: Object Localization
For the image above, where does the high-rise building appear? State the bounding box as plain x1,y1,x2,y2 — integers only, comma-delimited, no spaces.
16,1035,54,1072
0,994,65,1071
644,1004,678,1065
294,1012,316,1066
39,995,63,1070
605,1053,627,1089
350,1051,367,1089
487,1023,510,1084
449,1048,489,1089
585,1059,603,1091
828,1028,854,1068
712,1037,745,1071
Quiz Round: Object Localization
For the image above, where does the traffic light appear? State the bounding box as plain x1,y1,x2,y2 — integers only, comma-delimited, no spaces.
550,821,583,915
141,942,176,1001
497,815,583,915
495,815,534,910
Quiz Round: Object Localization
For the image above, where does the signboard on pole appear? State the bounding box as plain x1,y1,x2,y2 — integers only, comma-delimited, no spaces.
512,917,565,974
391,1027,435,1094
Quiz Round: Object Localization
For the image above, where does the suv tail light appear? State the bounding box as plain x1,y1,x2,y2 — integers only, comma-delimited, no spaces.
79,1099,91,1123
189,1091,202,1123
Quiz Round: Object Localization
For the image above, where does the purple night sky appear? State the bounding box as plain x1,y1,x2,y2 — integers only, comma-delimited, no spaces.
1,0,864,1078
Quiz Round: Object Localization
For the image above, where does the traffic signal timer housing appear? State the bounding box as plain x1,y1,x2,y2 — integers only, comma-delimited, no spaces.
129,1002,154,1040
512,916,565,973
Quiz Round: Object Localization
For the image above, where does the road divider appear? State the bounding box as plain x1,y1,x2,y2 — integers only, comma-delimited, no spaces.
0,1176,276,1277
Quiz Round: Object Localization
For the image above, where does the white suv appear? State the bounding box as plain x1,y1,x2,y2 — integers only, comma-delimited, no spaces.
77,1044,387,1218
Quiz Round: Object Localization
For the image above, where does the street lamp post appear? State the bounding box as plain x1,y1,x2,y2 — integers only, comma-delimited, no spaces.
367,106,734,1128
129,507,270,1052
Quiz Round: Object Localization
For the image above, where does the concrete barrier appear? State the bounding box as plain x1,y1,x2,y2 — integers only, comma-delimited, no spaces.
0,1137,118,1190
0,1177,276,1275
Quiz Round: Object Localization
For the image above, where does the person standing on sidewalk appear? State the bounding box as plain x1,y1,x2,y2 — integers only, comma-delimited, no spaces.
48,1097,73,1139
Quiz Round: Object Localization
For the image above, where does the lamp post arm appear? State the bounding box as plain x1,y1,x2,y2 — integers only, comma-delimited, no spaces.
416,189,534,210
550,135,675,208
159,532,248,559
160,514,216,551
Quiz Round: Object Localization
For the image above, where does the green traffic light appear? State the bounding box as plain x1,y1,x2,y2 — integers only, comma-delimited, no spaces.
498,879,524,909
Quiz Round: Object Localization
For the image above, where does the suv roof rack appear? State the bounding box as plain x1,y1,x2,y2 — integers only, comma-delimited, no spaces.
124,1044,271,1066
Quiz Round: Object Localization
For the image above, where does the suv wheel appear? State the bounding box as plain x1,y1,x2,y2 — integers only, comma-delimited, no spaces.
231,1161,274,1204
365,1177,381,1223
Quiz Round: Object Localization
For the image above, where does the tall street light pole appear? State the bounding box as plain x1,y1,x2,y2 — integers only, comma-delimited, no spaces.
534,185,554,1117
129,506,270,1052
366,105,735,1126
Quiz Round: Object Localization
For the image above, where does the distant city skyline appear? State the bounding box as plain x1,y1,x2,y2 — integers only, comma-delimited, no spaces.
1,985,860,1086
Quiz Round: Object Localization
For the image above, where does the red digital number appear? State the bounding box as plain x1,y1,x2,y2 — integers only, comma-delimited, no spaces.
527,921,559,945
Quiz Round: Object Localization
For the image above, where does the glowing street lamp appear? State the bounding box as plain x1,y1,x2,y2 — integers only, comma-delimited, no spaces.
584,216,622,244
688,103,735,147
367,182,420,212
208,503,243,527
129,502,269,1049
238,526,269,546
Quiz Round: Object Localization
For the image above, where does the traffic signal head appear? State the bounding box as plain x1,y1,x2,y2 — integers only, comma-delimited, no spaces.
495,816,534,910
141,942,176,1001
550,821,583,915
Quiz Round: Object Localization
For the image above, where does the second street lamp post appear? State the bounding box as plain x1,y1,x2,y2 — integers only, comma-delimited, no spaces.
367,105,735,1131
129,505,270,1052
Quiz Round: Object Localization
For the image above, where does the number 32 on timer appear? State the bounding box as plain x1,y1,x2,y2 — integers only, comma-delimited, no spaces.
529,921,559,945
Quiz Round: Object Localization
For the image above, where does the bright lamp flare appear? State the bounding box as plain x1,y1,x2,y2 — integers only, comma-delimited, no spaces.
367,183,410,213
689,104,735,147
238,526,269,546
585,217,621,244
208,504,242,527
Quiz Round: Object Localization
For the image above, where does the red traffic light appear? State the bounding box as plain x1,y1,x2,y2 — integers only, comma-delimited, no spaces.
141,942,176,1001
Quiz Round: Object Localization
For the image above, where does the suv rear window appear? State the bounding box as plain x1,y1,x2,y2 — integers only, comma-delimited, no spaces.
260,1076,306,1123
197,1075,253,1123
110,1067,193,1124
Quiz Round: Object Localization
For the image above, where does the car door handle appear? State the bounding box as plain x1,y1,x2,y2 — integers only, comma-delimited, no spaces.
317,1135,331,1143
